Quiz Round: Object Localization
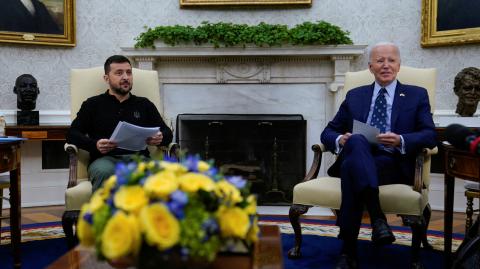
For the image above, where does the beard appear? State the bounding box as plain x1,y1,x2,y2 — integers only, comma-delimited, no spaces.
110,82,132,96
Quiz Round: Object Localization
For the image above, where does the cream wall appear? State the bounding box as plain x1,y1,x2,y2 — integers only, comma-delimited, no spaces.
0,1,479,210
0,1,479,112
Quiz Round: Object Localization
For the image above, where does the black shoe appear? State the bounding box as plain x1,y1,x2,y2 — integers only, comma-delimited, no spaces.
335,254,357,269
371,219,395,245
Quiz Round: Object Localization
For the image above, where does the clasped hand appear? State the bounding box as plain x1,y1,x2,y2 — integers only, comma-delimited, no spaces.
339,132,401,147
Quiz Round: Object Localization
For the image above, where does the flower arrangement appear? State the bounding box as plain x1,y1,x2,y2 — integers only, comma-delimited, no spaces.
77,155,258,267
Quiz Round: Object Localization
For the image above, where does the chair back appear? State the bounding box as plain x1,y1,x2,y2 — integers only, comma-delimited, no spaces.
69,67,161,180
343,66,437,187
343,66,436,112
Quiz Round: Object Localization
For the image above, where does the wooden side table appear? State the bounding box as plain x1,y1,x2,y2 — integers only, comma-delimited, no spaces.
0,141,22,269
443,143,480,268
5,124,69,141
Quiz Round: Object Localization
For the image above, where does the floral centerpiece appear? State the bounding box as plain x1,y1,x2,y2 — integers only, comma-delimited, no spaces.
77,155,258,268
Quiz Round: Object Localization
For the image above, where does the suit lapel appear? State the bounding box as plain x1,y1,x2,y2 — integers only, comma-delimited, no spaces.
361,83,375,122
391,81,406,130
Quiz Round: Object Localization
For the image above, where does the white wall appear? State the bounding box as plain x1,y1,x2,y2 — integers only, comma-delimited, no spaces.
0,1,479,210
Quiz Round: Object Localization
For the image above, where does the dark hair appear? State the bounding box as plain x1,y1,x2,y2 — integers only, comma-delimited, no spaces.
104,55,131,74
15,74,36,85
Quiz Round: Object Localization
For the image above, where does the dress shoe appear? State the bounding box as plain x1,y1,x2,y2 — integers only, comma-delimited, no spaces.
371,218,395,245
335,254,357,269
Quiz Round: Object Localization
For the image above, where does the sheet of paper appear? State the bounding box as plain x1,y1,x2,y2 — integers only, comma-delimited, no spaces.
109,121,160,151
352,119,379,144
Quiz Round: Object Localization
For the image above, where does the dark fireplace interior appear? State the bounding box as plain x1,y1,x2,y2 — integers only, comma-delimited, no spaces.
176,114,306,205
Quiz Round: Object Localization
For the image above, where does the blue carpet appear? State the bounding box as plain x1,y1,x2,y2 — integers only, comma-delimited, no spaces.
0,218,458,269
282,234,444,269
0,238,67,269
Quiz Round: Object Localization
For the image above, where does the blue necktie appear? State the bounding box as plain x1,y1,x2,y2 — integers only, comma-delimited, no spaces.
370,88,387,133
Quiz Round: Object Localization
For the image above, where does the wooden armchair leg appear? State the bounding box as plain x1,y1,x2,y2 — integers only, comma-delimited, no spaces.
62,210,80,249
403,215,425,269
287,204,311,259
466,196,474,233
421,204,433,250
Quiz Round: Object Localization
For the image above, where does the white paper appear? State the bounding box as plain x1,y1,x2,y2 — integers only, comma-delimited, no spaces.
109,121,160,151
352,119,379,144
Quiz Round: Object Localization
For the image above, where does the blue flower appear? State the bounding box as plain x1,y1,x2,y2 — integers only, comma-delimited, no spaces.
167,191,188,219
182,155,200,172
226,176,247,189
83,212,93,224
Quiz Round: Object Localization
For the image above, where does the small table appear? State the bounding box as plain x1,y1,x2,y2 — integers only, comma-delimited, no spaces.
5,124,69,141
443,143,480,268
47,225,283,269
0,141,22,269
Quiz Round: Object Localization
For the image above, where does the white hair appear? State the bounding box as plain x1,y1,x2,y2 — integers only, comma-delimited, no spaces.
367,42,401,63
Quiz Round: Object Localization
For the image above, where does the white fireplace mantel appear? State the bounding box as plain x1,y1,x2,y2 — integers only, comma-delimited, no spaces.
121,44,366,172
122,44,367,115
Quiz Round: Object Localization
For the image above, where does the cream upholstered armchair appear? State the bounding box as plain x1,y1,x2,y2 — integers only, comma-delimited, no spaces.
287,66,438,267
62,67,177,248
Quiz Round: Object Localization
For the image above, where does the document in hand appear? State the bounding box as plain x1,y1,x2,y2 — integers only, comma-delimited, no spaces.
352,119,379,144
109,121,160,151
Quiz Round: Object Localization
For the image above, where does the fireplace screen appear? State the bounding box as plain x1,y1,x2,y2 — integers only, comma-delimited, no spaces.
176,114,306,205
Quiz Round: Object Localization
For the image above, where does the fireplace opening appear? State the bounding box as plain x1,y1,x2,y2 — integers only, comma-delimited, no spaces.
176,114,306,205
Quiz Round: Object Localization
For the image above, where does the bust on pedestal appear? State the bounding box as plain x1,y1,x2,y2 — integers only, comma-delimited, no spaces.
454,67,480,117
13,74,40,125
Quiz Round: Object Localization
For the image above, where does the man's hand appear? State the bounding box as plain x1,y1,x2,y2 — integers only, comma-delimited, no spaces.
96,139,117,154
146,131,163,146
377,132,401,147
339,132,352,146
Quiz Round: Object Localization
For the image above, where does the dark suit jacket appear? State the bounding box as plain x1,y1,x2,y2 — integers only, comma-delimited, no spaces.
320,81,437,184
0,0,61,34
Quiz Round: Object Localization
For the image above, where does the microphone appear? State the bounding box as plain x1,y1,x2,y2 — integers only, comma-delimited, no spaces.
445,124,480,155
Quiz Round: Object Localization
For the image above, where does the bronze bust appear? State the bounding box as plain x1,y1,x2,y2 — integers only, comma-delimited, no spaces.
454,67,480,117
13,74,40,111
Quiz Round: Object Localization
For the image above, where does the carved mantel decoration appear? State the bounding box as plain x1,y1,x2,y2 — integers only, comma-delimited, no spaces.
121,44,366,116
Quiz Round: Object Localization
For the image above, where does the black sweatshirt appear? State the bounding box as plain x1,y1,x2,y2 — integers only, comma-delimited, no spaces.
67,91,173,163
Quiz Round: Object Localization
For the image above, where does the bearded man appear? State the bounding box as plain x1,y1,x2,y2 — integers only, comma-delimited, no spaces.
66,55,173,191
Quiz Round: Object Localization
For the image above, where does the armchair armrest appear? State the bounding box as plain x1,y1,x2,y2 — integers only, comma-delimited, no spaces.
413,146,438,193
64,143,79,188
302,144,326,182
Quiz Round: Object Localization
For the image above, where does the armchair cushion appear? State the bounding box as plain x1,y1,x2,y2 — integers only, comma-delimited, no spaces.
65,180,92,211
293,178,428,216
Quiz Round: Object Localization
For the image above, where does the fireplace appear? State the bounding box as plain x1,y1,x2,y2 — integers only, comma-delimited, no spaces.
122,44,365,180
177,114,306,204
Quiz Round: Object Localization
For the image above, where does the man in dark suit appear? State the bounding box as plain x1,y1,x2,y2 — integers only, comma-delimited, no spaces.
0,0,61,34
320,42,437,269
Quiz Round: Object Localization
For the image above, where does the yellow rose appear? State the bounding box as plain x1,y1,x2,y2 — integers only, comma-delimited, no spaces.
247,216,259,242
217,206,250,239
178,173,216,193
136,162,147,173
140,204,180,250
215,181,242,204
144,171,179,199
101,211,140,260
244,194,257,215
147,160,157,169
159,161,188,175
114,185,148,214
77,204,95,246
103,175,117,194
89,190,106,212
197,160,210,172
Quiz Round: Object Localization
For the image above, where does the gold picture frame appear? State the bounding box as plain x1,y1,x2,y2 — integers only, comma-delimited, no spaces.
421,0,480,47
180,0,312,7
0,0,75,47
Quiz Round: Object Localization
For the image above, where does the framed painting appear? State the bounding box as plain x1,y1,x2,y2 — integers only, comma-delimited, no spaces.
180,0,312,7
0,0,75,47
422,0,480,47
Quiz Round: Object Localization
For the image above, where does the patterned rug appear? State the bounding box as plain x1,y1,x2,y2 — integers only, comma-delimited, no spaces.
1,217,464,251
0,222,65,245
259,216,464,252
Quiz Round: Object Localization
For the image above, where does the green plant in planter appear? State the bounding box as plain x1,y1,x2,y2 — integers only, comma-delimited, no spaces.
134,21,352,48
